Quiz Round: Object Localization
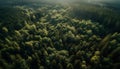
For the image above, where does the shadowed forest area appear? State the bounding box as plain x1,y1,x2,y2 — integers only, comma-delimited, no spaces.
0,0,120,69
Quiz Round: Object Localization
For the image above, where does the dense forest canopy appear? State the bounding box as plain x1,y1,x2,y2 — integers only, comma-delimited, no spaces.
0,0,120,69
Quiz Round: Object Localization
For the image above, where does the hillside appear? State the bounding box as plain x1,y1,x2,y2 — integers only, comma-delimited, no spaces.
0,1,120,69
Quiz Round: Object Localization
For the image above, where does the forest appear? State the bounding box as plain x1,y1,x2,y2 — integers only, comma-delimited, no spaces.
0,0,120,69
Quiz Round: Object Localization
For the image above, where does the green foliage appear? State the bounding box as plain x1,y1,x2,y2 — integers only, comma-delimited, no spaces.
2,27,8,33
66,63,74,69
70,3,120,32
0,3,120,69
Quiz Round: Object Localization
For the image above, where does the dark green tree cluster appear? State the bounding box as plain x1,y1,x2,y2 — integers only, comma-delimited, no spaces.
70,3,120,32
0,4,120,69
